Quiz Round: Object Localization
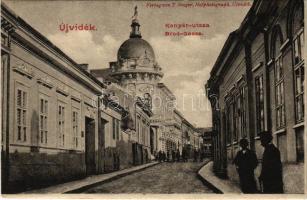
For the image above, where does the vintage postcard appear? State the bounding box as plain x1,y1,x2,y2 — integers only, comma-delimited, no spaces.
1,0,306,198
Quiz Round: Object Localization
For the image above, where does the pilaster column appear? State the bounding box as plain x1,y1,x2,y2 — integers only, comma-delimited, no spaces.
244,41,256,151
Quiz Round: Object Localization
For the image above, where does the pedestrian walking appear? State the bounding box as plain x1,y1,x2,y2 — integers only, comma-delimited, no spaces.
183,148,188,162
166,151,170,162
193,148,198,162
233,138,258,193
162,151,166,162
172,150,176,162
159,151,162,162
259,132,284,193
176,149,180,162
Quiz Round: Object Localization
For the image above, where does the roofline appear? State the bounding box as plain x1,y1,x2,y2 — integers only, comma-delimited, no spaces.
174,109,197,130
207,0,260,87
209,31,238,77
157,83,176,99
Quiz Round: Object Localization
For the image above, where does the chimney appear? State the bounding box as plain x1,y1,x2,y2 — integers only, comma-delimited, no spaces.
79,63,89,71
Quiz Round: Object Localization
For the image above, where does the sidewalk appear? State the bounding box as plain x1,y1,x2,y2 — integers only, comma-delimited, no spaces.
22,161,159,194
198,161,241,194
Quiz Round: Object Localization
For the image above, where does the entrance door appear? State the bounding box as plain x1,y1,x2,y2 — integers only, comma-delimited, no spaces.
85,117,95,175
98,118,108,173
132,143,138,165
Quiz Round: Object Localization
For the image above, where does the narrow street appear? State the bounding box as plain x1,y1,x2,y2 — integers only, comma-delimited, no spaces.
83,161,214,193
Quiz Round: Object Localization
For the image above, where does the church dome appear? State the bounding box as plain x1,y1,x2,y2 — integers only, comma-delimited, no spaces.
117,38,155,61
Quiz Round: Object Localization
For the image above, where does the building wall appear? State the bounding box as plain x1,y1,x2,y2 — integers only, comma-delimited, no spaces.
1,8,104,192
206,0,304,193
152,85,176,153
101,82,152,171
101,108,121,148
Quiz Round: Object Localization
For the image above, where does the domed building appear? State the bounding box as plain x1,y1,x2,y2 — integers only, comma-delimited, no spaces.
91,7,201,165
108,13,163,100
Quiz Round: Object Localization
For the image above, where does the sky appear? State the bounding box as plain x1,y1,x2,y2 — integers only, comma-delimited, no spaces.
4,0,252,127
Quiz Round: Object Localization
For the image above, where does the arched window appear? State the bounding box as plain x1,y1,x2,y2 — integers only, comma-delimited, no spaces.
291,1,304,123
272,26,285,130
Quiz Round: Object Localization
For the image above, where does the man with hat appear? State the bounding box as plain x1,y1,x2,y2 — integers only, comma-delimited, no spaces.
259,131,284,193
233,138,258,193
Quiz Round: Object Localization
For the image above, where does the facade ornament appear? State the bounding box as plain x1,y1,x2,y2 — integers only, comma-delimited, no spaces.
144,73,149,81
136,73,141,81
13,63,34,79
1,17,16,33
56,83,69,97
131,5,138,22
37,75,53,89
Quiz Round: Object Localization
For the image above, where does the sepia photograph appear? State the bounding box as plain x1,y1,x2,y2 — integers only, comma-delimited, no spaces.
0,0,306,197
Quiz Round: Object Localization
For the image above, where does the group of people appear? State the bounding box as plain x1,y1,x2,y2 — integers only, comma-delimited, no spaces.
233,131,284,194
155,148,204,163
156,149,181,162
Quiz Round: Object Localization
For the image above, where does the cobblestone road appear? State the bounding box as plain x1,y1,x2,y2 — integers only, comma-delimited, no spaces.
83,161,214,193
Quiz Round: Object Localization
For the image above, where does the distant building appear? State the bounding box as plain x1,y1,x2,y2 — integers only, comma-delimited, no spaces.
205,0,304,193
197,127,213,158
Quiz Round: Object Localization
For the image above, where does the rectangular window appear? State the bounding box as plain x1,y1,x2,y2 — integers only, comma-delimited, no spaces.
72,110,80,149
275,55,285,129
39,98,48,144
116,119,120,140
233,101,238,143
111,119,120,141
112,118,116,140
16,89,27,142
293,31,304,65
293,30,304,123
226,105,232,145
142,122,146,145
296,131,304,162
255,75,265,135
58,104,65,146
138,118,141,143
294,66,304,122
239,87,247,138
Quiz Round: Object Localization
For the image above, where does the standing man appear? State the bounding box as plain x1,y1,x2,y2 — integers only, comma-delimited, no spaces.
200,149,204,162
172,150,176,162
259,132,284,193
233,138,258,193
162,151,166,162
166,151,170,162
176,149,180,162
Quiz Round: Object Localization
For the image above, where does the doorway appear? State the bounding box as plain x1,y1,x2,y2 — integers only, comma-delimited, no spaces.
98,118,108,173
85,117,95,175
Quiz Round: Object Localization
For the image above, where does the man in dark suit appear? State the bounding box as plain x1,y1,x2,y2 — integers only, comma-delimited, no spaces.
233,138,258,193
259,132,284,193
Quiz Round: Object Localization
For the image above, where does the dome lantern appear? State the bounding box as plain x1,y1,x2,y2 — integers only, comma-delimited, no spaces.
130,6,141,38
